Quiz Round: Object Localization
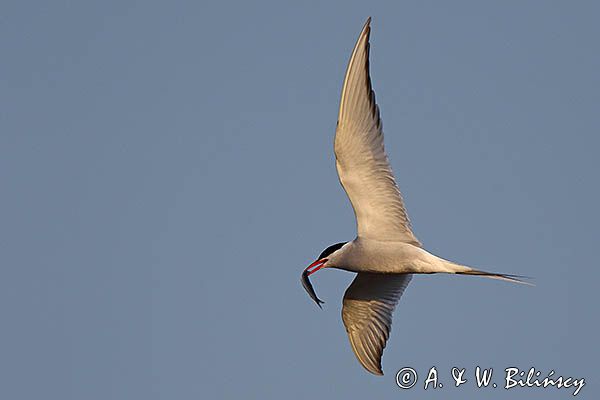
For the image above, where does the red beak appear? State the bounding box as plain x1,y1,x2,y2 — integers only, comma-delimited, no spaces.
304,258,327,276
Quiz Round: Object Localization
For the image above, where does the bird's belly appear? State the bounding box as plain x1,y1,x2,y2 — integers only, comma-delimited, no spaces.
338,262,415,274
334,241,444,274
339,258,418,274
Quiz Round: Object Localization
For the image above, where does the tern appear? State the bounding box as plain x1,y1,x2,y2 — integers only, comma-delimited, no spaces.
301,17,528,376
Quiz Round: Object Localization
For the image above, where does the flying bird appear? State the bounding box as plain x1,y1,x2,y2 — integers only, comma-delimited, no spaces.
301,17,528,376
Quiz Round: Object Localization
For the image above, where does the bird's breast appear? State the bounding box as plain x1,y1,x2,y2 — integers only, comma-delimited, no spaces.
331,239,432,274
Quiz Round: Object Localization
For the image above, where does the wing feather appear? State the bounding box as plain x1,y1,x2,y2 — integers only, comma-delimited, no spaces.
342,272,412,375
335,18,420,245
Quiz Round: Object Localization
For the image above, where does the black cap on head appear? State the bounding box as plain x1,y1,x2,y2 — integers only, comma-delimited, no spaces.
317,242,347,260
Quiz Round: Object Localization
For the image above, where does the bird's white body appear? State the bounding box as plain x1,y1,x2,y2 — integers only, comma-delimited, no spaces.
301,17,526,376
328,239,467,275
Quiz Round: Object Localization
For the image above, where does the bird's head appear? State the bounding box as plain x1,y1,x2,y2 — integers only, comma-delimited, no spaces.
301,242,348,308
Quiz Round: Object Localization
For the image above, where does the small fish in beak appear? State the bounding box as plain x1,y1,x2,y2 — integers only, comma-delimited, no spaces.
301,269,324,308
301,258,327,308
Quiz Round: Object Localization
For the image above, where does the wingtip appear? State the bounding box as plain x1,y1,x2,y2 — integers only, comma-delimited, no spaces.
362,17,372,35
364,363,384,376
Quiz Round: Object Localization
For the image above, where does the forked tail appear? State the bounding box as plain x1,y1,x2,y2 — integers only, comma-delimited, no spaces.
438,257,532,285
424,253,533,285
455,269,533,285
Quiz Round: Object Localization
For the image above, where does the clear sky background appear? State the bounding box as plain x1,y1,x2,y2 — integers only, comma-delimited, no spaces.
1,1,599,399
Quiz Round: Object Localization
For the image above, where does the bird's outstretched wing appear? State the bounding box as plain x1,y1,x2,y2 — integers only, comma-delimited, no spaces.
335,18,419,245
341,272,412,375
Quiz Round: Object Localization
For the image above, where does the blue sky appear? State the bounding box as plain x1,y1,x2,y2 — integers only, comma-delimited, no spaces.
1,1,599,399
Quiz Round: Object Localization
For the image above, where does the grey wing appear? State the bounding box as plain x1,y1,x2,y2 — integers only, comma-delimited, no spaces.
341,272,412,375
335,18,420,245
